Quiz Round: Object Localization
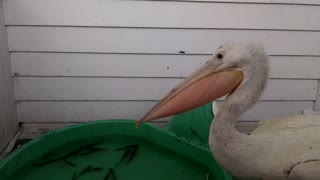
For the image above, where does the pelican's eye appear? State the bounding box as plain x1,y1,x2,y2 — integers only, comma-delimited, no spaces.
217,53,223,59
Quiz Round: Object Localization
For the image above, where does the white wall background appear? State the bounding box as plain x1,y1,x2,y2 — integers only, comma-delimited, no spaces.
0,0,18,151
2,0,320,128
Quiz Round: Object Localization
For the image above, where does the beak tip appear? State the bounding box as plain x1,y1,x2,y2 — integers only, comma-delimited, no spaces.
135,120,142,127
135,115,153,127
135,116,147,127
134,121,141,128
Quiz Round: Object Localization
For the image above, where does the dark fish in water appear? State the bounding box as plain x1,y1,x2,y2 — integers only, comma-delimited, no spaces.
72,172,78,180
40,152,57,160
115,144,138,151
63,159,77,167
104,168,117,180
93,167,104,171
127,148,138,163
115,144,139,166
190,127,205,144
33,139,106,166
78,165,94,177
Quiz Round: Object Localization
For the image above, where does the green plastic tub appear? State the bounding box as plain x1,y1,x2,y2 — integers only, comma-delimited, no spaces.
0,103,231,180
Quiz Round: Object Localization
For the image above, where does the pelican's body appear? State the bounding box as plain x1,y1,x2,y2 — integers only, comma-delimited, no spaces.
137,42,320,179
211,114,320,179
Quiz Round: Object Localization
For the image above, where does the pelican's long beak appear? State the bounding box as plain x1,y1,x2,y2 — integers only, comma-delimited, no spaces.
136,62,243,126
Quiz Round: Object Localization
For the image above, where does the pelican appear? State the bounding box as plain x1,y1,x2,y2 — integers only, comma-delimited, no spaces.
136,42,320,179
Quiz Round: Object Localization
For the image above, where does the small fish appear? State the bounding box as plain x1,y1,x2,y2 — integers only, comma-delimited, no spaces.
179,50,186,54
63,139,105,158
33,153,58,166
78,165,93,177
104,168,117,180
63,159,77,167
190,127,205,144
92,167,104,172
116,150,131,166
127,147,138,163
115,144,139,166
72,172,78,180
115,144,138,151
33,139,105,166
40,153,52,160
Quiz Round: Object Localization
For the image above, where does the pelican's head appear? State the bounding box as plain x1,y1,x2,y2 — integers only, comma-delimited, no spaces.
136,41,269,125
211,42,267,71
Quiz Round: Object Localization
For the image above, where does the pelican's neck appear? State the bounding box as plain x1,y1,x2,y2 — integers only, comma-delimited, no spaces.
211,58,269,144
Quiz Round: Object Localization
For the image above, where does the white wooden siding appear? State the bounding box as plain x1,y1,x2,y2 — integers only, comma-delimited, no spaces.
169,0,320,5
316,80,320,111
18,101,313,123
4,0,320,30
0,0,18,151
14,78,317,101
3,0,320,126
11,53,320,79
7,27,320,55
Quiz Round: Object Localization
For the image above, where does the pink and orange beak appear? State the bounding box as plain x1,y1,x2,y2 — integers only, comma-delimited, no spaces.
136,60,243,126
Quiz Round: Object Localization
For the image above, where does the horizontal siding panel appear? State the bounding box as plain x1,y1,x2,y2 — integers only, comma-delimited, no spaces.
18,101,313,122
15,77,317,101
269,56,320,79
4,0,320,30
7,27,320,55
11,53,320,79
239,101,314,120
18,101,155,123
11,53,203,78
175,0,320,4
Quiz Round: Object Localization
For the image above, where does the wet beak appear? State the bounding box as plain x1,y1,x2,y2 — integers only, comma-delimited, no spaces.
136,62,243,126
